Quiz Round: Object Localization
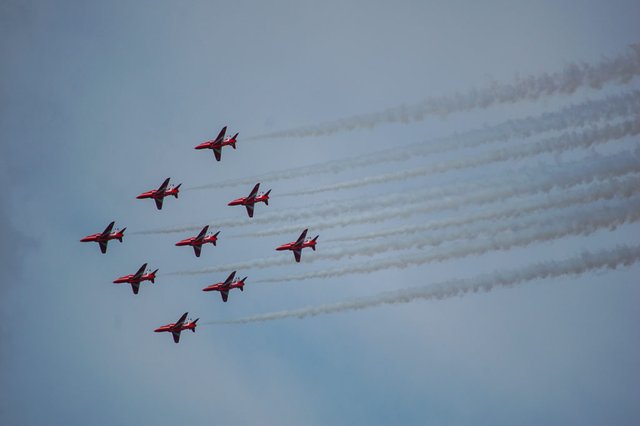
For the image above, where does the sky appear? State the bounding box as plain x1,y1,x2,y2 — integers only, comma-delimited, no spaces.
1,1,639,425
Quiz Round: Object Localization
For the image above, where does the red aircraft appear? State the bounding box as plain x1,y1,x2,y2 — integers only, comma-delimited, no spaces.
154,312,199,344
202,271,247,302
276,228,318,262
136,177,181,210
113,263,158,295
195,126,239,161
175,225,220,257
80,221,126,254
228,183,271,218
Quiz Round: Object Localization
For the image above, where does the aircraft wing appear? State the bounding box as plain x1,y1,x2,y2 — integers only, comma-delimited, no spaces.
193,245,202,257
196,225,209,241
133,263,148,280
157,177,171,194
220,289,229,302
131,282,140,295
99,240,108,254
247,183,260,200
214,126,227,144
172,331,181,343
154,198,164,210
101,221,115,238
213,147,222,161
223,271,237,286
245,204,254,218
293,249,301,263
174,312,188,329
295,229,308,245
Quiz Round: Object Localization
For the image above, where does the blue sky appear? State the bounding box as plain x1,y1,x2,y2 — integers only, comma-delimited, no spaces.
1,1,640,425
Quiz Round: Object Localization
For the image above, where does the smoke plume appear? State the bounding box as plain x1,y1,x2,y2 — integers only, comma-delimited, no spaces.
169,195,640,276
206,244,640,324
189,91,640,190
255,197,640,282
246,45,640,140
280,117,639,197
240,149,640,238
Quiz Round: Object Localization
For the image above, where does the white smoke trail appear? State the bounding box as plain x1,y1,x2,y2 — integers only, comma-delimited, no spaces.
255,197,640,282
246,45,640,140
168,195,640,276
280,117,640,197
136,142,640,236
189,91,640,190
205,244,640,324
241,149,640,238
328,174,640,243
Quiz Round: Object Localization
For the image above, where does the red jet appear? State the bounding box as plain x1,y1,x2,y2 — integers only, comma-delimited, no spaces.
136,177,181,210
195,126,239,161
175,225,220,257
202,271,247,302
113,263,158,295
228,183,271,218
80,221,126,254
276,228,318,262
154,312,199,344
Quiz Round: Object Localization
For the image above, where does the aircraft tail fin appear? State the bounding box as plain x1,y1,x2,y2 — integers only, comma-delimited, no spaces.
174,184,182,198
231,133,238,148
212,231,220,246
150,269,159,283
311,235,319,250
192,318,199,332
264,189,271,205
240,277,247,291
118,228,126,242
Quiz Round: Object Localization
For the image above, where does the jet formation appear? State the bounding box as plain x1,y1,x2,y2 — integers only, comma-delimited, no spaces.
81,125,319,343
